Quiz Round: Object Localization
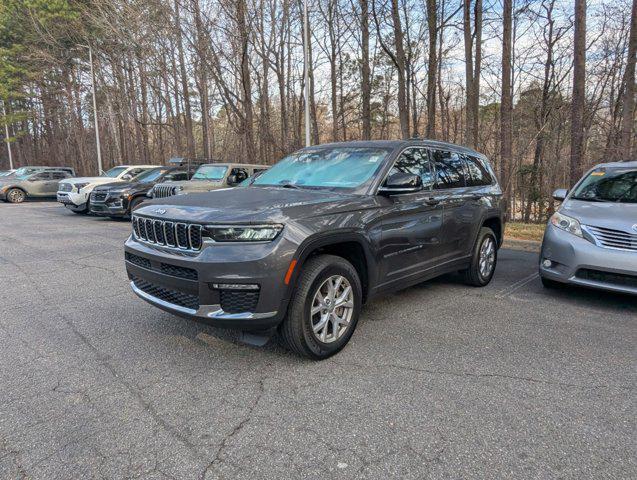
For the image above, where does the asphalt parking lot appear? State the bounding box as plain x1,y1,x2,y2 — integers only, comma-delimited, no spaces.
0,201,635,479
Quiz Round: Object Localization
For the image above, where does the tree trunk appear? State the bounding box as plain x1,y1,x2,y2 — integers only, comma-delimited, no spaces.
174,0,195,157
237,0,256,161
425,0,437,138
569,0,586,186
390,0,409,138
500,0,512,215
360,0,371,139
620,0,637,157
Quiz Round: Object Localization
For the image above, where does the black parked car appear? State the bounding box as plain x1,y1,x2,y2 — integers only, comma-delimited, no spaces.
90,167,190,218
125,140,504,359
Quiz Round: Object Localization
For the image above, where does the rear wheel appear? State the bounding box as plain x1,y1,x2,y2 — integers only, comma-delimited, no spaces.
280,254,362,360
462,227,498,286
6,188,26,204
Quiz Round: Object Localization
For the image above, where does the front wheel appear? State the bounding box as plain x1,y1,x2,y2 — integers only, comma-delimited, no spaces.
280,254,362,360
462,227,498,286
6,188,26,204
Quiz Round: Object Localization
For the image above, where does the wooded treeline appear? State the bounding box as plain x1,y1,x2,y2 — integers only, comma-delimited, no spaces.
1,0,636,220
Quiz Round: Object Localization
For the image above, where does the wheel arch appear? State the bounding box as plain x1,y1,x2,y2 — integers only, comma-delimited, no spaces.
290,232,376,303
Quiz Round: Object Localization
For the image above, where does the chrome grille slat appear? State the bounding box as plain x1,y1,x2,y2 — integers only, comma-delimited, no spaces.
586,225,637,252
132,215,203,252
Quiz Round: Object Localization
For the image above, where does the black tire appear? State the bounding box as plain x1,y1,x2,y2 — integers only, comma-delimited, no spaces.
540,276,563,289
128,196,146,217
6,188,26,204
280,254,362,360
462,227,498,287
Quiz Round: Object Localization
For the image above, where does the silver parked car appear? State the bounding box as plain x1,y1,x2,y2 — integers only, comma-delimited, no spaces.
0,169,74,203
539,160,637,295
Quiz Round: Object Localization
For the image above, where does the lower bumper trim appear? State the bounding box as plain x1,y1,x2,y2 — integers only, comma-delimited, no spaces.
130,281,277,320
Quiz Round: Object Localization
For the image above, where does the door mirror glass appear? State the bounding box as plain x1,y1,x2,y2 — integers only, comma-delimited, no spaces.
552,188,568,201
379,173,423,195
121,174,133,181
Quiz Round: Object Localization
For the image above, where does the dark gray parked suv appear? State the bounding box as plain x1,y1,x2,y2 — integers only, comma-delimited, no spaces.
125,140,504,359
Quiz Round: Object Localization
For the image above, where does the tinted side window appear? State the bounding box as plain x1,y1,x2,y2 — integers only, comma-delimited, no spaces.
433,150,466,189
388,148,433,189
464,155,493,186
167,171,188,181
230,168,249,182
128,168,146,177
32,172,50,180
50,172,69,180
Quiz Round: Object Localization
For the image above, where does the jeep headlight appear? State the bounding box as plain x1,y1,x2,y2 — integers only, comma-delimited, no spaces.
550,212,583,238
204,224,283,242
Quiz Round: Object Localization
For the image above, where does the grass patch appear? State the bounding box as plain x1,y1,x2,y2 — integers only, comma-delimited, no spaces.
505,222,546,242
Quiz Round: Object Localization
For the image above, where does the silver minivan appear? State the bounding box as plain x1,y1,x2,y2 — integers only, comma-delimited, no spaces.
540,160,637,295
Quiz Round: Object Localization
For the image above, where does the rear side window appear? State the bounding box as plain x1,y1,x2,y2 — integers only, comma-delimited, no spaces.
464,155,493,186
432,150,466,189
50,172,69,180
388,148,434,189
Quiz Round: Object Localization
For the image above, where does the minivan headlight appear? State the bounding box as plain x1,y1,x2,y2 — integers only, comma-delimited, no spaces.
204,224,283,242
550,212,583,237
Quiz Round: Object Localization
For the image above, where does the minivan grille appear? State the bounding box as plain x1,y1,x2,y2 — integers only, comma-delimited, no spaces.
153,185,176,198
586,225,637,252
132,215,203,252
576,269,637,289
59,183,73,193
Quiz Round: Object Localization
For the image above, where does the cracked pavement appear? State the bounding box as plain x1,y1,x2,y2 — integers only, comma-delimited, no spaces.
0,202,635,479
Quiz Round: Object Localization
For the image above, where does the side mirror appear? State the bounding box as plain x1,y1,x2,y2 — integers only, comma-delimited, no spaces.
379,173,423,195
552,188,568,201
121,174,133,181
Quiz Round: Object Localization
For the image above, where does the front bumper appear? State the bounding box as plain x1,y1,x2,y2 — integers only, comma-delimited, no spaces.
57,191,88,207
539,224,637,295
124,235,296,331
90,192,129,216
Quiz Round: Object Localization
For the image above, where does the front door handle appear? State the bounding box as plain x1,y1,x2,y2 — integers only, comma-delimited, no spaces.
425,197,440,206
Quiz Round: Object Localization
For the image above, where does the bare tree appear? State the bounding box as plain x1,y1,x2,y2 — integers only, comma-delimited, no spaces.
569,0,586,186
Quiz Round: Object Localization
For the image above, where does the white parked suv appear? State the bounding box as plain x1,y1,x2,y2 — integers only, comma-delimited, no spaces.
57,165,157,214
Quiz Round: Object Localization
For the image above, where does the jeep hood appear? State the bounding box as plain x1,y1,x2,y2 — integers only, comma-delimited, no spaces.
561,198,637,232
136,186,377,223
66,177,125,185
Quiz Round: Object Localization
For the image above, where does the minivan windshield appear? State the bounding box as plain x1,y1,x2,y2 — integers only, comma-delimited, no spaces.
571,167,637,203
192,165,228,181
104,167,127,178
252,147,391,189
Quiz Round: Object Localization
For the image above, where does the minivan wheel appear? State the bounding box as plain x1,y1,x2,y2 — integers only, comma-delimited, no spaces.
6,188,26,204
462,227,498,287
280,254,362,360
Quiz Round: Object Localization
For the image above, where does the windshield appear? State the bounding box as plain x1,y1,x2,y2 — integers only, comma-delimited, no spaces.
135,168,166,183
192,165,228,181
571,167,637,203
252,147,390,189
12,167,40,177
103,167,127,178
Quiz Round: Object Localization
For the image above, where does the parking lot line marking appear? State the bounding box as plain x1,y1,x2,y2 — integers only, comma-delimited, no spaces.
495,272,539,298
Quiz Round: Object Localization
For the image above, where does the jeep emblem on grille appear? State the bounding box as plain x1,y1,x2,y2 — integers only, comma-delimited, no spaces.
154,209,167,215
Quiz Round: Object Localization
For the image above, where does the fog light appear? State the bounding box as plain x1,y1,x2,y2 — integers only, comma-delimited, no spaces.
542,259,553,268
211,283,259,290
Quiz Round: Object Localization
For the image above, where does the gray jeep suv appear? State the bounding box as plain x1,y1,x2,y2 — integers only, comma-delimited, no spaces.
125,140,504,359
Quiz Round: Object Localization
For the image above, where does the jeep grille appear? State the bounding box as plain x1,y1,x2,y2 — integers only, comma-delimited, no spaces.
132,215,203,251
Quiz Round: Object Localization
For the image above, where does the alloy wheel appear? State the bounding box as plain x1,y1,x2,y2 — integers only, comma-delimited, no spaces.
478,236,496,279
310,275,355,344
8,189,24,203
